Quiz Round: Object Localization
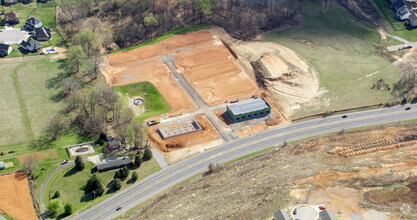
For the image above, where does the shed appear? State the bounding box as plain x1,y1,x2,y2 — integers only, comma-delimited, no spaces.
0,43,13,57
273,209,291,220
319,209,337,220
96,156,131,172
0,161,5,170
226,98,271,123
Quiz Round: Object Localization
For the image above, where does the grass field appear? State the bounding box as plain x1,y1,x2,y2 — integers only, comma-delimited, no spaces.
374,0,417,42
0,0,65,58
111,24,211,54
113,82,172,123
46,157,161,216
263,0,402,117
0,57,64,146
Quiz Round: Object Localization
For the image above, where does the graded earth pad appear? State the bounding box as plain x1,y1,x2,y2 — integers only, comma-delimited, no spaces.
0,172,37,220
149,114,222,164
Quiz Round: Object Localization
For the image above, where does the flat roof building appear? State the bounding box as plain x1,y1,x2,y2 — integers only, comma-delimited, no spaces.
226,98,271,123
96,156,131,172
157,119,202,140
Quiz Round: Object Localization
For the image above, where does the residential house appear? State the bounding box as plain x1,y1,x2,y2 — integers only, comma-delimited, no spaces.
392,0,411,11
273,210,291,220
24,17,42,30
20,39,42,52
34,27,52,41
397,6,412,20
3,0,17,6
407,12,417,27
96,156,131,172
0,43,13,57
4,12,20,25
107,140,121,151
21,0,34,4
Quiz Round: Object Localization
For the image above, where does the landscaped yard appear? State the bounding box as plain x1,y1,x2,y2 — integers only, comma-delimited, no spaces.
263,0,402,117
374,0,417,42
46,157,161,216
113,82,172,123
0,0,65,58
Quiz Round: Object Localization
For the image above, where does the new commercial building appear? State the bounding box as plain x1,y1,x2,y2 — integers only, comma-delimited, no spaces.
226,98,271,123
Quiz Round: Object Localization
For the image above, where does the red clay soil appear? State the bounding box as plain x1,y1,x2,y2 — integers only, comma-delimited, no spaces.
0,172,37,220
149,114,220,152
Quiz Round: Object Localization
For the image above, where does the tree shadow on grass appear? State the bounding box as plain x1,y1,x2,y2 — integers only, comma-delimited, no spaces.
63,166,78,177
126,178,136,185
50,90,65,103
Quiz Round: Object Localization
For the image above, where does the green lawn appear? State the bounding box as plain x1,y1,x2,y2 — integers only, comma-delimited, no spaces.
374,0,417,42
0,57,65,146
263,0,402,118
46,157,161,217
113,82,172,123
111,24,211,54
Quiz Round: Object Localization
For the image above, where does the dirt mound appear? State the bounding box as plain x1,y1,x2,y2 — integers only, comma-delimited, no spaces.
371,79,390,91
210,27,321,117
0,172,37,220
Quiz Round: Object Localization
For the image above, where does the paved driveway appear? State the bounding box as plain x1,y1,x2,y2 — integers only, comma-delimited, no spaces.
0,29,27,44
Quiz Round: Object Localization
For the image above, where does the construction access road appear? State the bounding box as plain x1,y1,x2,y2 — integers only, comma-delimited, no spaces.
72,104,417,220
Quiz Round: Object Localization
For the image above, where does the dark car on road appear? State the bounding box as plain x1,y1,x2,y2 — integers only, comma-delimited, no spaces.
405,107,411,111
342,115,348,118
116,207,122,211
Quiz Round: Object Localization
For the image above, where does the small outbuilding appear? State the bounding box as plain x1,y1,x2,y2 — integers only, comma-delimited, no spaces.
34,27,52,41
24,17,42,30
4,11,20,25
226,98,271,123
0,161,5,170
20,39,42,52
96,156,131,172
0,43,13,57
407,12,417,27
273,209,291,220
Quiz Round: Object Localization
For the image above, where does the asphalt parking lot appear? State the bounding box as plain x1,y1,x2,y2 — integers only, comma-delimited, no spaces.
0,29,27,44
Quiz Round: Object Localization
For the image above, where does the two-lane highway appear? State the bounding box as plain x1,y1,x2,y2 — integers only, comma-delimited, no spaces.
72,104,417,220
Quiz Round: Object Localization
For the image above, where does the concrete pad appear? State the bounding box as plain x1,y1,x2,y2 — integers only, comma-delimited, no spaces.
0,29,28,44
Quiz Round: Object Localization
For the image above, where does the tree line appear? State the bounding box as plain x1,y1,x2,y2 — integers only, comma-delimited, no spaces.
57,0,301,50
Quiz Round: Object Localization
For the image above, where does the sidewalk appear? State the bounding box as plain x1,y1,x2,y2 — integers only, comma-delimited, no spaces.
151,148,168,168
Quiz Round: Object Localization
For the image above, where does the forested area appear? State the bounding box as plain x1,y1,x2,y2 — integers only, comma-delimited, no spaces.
58,0,300,49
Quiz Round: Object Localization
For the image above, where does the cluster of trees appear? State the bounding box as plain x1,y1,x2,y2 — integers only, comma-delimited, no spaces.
47,198,73,218
114,166,129,180
85,173,105,196
57,0,301,49
112,168,138,191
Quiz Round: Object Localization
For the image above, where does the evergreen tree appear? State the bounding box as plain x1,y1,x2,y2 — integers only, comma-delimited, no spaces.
85,173,104,196
131,171,138,182
134,155,142,167
64,202,73,216
75,155,84,171
143,147,152,161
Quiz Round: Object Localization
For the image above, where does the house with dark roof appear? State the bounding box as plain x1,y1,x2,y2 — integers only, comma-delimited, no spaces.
24,17,42,30
392,0,411,11
34,27,52,41
20,39,42,52
3,0,17,6
407,12,417,27
396,6,412,20
96,156,131,172
21,0,34,4
4,11,20,25
273,209,291,220
38,0,51,3
319,209,337,220
0,43,13,57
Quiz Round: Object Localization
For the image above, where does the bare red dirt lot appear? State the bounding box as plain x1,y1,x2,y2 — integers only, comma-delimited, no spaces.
0,172,37,220
102,31,259,114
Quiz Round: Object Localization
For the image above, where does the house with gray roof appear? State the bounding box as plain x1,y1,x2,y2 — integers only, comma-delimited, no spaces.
226,98,271,123
0,43,13,57
20,39,42,53
273,209,291,220
3,0,17,6
407,12,417,27
396,6,412,20
35,27,52,41
96,156,131,172
4,11,20,25
24,17,42,30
